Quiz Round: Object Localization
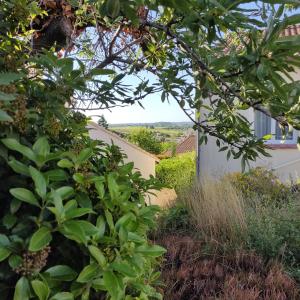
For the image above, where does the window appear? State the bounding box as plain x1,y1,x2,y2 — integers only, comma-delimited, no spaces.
254,110,296,144
254,111,271,139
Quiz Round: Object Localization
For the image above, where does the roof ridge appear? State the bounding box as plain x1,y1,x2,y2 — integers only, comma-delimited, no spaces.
177,133,195,146
88,121,160,161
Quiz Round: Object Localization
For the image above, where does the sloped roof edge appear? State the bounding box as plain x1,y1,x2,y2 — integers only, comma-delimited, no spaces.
88,122,160,162
175,134,196,154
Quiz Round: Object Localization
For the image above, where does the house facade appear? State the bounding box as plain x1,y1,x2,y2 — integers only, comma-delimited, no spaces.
87,122,159,178
200,108,300,181
200,26,300,182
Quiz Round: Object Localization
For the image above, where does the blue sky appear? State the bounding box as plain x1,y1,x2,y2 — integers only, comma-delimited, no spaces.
86,91,189,124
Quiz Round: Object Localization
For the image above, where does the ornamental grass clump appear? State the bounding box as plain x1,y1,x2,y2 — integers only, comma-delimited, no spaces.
179,179,247,242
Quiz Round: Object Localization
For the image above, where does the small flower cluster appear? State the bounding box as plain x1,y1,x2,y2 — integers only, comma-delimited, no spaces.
14,246,51,276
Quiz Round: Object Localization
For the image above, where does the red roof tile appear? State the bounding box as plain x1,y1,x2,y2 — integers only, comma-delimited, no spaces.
164,134,196,157
175,134,196,155
266,144,297,150
280,25,300,37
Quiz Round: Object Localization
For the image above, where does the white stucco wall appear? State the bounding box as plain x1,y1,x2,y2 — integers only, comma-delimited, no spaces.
87,123,158,179
200,69,300,182
200,134,300,181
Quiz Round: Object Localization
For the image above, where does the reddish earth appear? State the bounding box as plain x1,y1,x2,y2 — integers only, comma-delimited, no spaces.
157,235,299,300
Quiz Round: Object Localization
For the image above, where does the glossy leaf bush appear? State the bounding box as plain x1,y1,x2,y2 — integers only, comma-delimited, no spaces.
156,152,196,192
0,2,165,299
0,136,165,299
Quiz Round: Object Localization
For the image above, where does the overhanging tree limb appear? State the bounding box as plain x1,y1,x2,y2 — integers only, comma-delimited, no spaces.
144,20,288,126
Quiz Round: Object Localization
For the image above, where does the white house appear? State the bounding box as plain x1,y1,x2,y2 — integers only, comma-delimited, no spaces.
87,122,159,178
200,25,300,182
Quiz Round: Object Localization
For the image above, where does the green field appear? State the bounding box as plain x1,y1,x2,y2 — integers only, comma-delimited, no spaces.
110,126,187,142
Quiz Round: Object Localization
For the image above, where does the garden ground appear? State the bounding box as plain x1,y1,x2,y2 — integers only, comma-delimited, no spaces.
153,168,300,299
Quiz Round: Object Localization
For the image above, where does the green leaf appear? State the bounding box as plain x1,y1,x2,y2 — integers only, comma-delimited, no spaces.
127,232,145,243
93,216,106,241
115,213,135,231
0,91,16,101
44,169,68,182
0,234,10,246
57,159,73,169
29,166,47,198
0,234,10,261
105,210,114,233
76,220,98,235
1,138,36,161
76,193,92,209
9,254,22,269
0,247,11,262
65,208,94,220
44,265,77,281
50,292,74,300
9,188,40,207
136,244,166,257
88,245,107,267
3,213,17,229
73,173,84,184
49,190,64,222
95,181,105,198
61,220,87,244
29,227,52,251
111,261,136,277
31,280,50,300
0,72,23,85
263,134,272,140
0,109,13,122
90,68,116,76
81,288,90,300
107,173,119,202
8,159,30,176
33,137,50,157
103,270,123,300
106,0,120,18
14,276,30,300
55,186,74,200
77,263,99,283
76,148,93,165
10,198,21,214
64,199,77,212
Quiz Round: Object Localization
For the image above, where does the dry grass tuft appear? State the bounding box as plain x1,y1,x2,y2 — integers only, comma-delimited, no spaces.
180,178,247,241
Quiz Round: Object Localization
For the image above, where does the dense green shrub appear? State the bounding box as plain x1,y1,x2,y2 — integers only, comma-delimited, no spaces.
246,201,300,276
226,167,292,207
129,128,162,155
0,136,165,300
155,152,196,192
154,203,192,237
160,142,176,155
0,3,165,299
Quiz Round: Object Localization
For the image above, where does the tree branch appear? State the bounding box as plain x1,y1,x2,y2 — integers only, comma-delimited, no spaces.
144,20,287,126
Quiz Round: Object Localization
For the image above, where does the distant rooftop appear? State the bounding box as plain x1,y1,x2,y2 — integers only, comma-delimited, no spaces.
280,24,300,37
163,134,196,157
175,134,196,155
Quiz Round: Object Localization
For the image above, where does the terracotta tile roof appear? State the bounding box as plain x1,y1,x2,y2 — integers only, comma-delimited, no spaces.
280,25,300,37
163,134,196,157
175,134,196,154
266,144,297,150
